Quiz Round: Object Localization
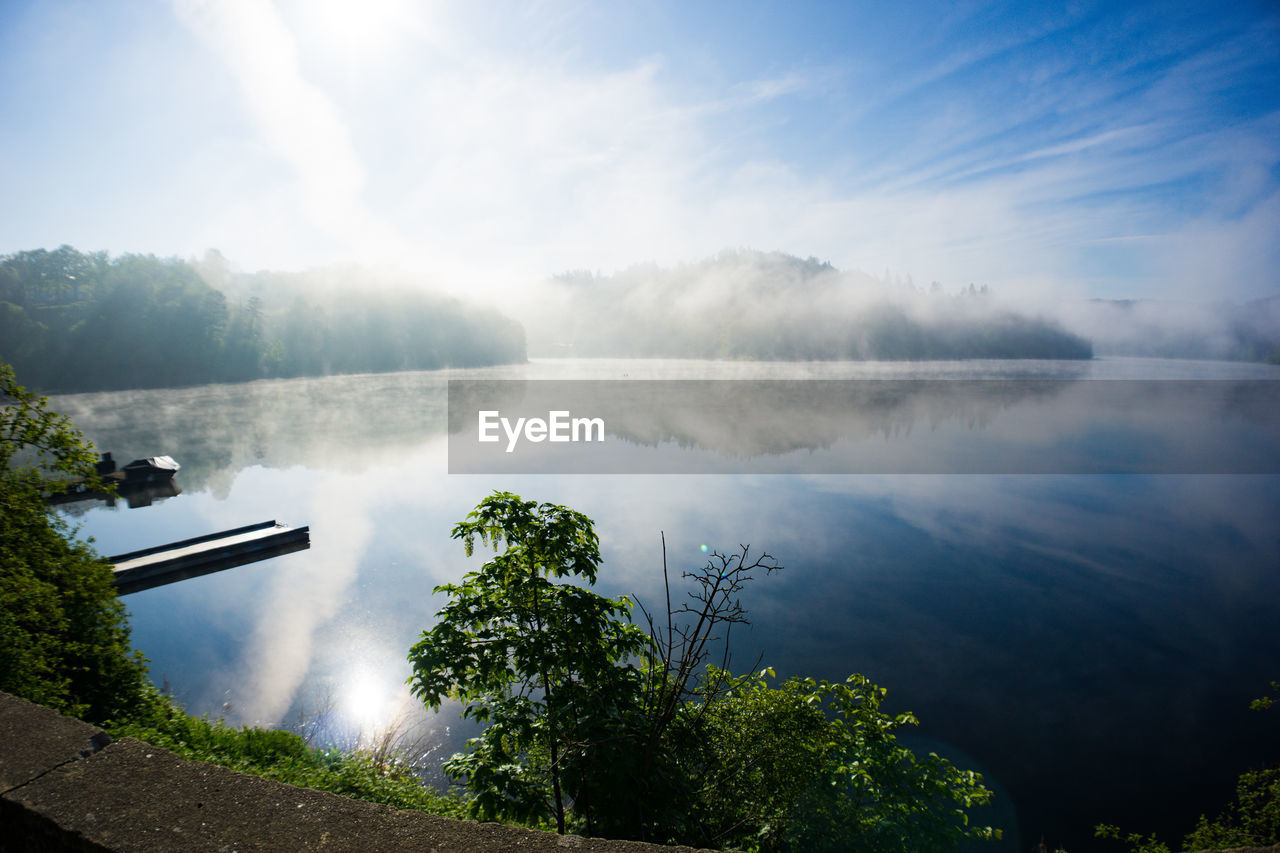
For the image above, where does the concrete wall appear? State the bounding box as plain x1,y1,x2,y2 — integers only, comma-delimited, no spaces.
0,692,712,853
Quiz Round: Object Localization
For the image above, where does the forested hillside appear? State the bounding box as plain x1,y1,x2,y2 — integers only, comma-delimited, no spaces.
0,246,526,392
527,250,1094,360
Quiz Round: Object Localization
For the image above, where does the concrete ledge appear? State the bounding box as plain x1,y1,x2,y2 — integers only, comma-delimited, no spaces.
0,688,110,792
0,692,713,853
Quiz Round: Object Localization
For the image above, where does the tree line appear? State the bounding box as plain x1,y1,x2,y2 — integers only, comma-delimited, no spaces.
532,250,1094,360
0,246,526,393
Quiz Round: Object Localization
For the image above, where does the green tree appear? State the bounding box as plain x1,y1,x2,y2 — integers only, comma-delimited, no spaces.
407,492,648,834
0,362,149,722
410,493,1001,849
222,295,266,381
634,664,1000,852
0,361,100,483
772,673,998,852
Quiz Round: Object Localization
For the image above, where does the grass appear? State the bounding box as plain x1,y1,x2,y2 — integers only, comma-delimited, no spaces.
109,685,469,819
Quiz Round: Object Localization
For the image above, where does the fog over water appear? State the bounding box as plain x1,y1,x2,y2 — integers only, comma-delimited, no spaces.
514,251,1280,363
52,357,1280,851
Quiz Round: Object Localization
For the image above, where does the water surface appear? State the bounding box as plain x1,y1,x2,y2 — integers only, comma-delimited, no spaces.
53,357,1280,850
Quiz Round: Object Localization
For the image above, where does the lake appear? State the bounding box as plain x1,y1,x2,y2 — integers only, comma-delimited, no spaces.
51,357,1280,851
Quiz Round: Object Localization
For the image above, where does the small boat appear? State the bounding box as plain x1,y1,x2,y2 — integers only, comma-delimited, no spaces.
116,455,180,483
49,453,182,509
96,452,179,483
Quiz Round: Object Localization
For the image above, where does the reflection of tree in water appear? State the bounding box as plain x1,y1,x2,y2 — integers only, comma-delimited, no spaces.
459,377,1280,473
580,379,1074,457
50,370,1280,486
446,377,1096,453
449,378,1094,463
49,372,453,493
53,478,182,515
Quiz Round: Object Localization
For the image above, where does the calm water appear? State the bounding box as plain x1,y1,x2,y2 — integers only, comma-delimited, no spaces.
52,358,1280,850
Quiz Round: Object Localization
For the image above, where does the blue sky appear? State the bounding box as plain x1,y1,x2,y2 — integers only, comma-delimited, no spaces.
1,0,1277,299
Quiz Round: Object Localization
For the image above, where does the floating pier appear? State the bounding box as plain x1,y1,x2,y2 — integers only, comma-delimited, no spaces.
109,520,310,595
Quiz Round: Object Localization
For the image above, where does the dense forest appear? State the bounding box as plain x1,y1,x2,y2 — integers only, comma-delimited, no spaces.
9,245,1278,395
0,246,526,392
526,250,1094,360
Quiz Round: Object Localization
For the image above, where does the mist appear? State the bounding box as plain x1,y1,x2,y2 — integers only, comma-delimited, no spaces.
1058,295,1280,362
0,246,525,394
515,249,1280,364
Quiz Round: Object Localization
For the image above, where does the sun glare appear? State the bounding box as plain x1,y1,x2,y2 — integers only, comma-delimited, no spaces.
290,0,418,62
340,671,388,730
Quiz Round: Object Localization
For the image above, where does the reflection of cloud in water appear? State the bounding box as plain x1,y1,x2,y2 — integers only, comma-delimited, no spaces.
232,467,379,725
310,608,433,744
228,438,498,728
54,362,1280,849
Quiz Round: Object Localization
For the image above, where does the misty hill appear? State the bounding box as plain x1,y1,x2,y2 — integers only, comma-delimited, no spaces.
1060,296,1280,363
526,250,1093,361
0,246,526,393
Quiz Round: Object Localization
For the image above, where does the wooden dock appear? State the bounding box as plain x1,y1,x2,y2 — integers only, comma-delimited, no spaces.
109,520,310,595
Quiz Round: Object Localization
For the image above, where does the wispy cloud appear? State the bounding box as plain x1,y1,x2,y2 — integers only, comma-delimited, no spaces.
2,0,1277,299
169,0,403,259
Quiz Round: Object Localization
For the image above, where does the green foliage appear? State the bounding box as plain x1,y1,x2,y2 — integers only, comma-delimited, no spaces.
1250,680,1278,712
1171,767,1280,851
785,672,1000,853
621,539,785,842
0,362,147,723
0,361,101,483
0,486,149,723
408,492,648,833
672,669,999,852
674,667,828,849
411,492,1001,849
1094,824,1173,853
114,686,466,818
0,245,526,393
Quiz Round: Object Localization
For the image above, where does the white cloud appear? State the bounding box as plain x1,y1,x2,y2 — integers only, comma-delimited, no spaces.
100,1,1280,300
232,467,375,724
169,0,405,261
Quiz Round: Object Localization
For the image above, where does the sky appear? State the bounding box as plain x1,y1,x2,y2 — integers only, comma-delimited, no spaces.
1,0,1278,300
